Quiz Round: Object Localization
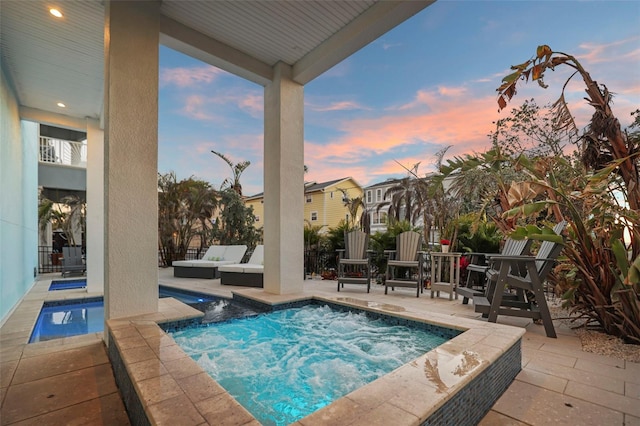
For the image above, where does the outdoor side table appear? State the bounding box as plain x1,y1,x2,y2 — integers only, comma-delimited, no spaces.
430,252,461,300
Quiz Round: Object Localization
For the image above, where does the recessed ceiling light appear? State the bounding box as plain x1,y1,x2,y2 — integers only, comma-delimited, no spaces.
50,8,63,18
57,102,66,108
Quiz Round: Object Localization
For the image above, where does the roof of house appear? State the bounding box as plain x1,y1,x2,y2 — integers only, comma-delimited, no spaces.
244,177,359,200
365,173,446,190
365,178,403,189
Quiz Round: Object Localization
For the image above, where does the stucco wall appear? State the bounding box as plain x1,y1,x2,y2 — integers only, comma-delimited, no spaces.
0,65,39,324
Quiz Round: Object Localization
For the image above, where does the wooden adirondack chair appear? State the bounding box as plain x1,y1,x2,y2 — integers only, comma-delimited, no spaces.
61,246,86,277
384,231,424,297
474,221,567,338
337,230,372,293
458,237,533,304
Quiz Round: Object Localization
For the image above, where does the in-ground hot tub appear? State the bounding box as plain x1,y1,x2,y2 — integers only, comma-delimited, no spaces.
107,292,524,425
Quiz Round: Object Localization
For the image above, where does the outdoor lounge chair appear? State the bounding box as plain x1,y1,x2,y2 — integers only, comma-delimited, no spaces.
219,245,264,287
61,246,85,277
337,230,372,293
172,245,247,279
384,231,425,298
474,221,567,338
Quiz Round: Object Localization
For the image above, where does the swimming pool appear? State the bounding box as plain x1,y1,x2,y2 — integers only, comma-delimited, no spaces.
30,297,104,343
30,286,251,342
48,279,87,291
170,303,456,425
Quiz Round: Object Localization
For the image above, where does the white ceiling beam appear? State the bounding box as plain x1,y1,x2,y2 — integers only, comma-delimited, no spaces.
20,107,88,131
293,0,435,85
159,15,273,86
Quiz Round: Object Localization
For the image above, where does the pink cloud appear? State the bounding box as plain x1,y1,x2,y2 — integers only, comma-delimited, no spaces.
438,86,467,97
160,66,224,87
182,95,219,121
303,92,504,186
309,100,370,112
394,89,438,111
179,91,263,121
577,36,640,64
237,94,263,116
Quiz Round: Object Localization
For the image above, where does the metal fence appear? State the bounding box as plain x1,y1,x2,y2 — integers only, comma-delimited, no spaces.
37,246,405,279
304,249,338,277
38,246,65,274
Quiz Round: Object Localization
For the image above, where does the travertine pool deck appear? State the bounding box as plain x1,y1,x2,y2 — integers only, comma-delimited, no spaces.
1,270,638,425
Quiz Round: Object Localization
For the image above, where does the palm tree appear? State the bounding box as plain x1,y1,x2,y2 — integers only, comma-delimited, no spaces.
211,150,250,196
38,194,86,247
378,177,419,224
339,189,370,233
157,173,218,265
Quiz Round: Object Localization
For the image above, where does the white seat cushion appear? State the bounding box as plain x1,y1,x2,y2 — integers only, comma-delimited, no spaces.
246,245,264,265
188,260,234,267
201,245,227,261
240,264,264,274
222,245,248,263
218,265,246,273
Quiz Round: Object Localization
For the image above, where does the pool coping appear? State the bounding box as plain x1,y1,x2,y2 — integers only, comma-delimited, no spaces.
106,290,525,425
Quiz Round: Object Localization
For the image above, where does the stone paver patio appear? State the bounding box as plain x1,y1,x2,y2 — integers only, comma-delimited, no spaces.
1,269,638,425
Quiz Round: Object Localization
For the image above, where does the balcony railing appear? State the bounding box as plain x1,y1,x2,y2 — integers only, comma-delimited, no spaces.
39,136,87,167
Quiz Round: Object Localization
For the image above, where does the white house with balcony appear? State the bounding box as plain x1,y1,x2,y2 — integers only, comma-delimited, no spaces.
364,174,457,241
38,124,87,254
364,178,396,234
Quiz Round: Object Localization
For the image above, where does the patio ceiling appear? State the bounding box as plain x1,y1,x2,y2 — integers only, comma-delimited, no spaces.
0,0,433,125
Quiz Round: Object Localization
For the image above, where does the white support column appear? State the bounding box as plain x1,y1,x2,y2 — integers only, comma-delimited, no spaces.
103,1,159,319
263,62,304,294
86,119,103,294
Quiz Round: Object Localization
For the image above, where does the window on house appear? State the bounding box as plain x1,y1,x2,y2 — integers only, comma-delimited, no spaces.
306,196,312,203
376,189,382,202
371,211,388,224
366,190,372,204
311,211,318,221
255,215,260,222
330,192,334,199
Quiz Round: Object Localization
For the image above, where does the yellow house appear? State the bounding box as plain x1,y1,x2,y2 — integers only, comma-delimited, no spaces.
245,177,363,232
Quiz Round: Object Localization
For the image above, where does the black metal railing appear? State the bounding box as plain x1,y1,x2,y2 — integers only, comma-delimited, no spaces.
38,246,410,280
304,249,338,277
38,246,63,274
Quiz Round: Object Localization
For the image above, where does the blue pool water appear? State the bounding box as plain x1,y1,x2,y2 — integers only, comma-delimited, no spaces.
49,279,87,291
30,298,104,343
30,287,262,342
170,304,450,426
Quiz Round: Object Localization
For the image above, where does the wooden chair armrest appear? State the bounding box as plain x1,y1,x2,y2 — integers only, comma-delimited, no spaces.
487,255,545,263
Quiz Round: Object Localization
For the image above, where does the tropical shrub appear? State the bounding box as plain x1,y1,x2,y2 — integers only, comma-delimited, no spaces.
38,193,85,248
158,172,217,266
495,45,639,343
454,214,503,254
211,188,261,249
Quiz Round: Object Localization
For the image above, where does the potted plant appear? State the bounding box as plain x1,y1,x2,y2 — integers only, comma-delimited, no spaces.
440,238,451,253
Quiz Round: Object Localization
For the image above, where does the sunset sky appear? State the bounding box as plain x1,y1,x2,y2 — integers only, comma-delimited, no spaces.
158,1,640,196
